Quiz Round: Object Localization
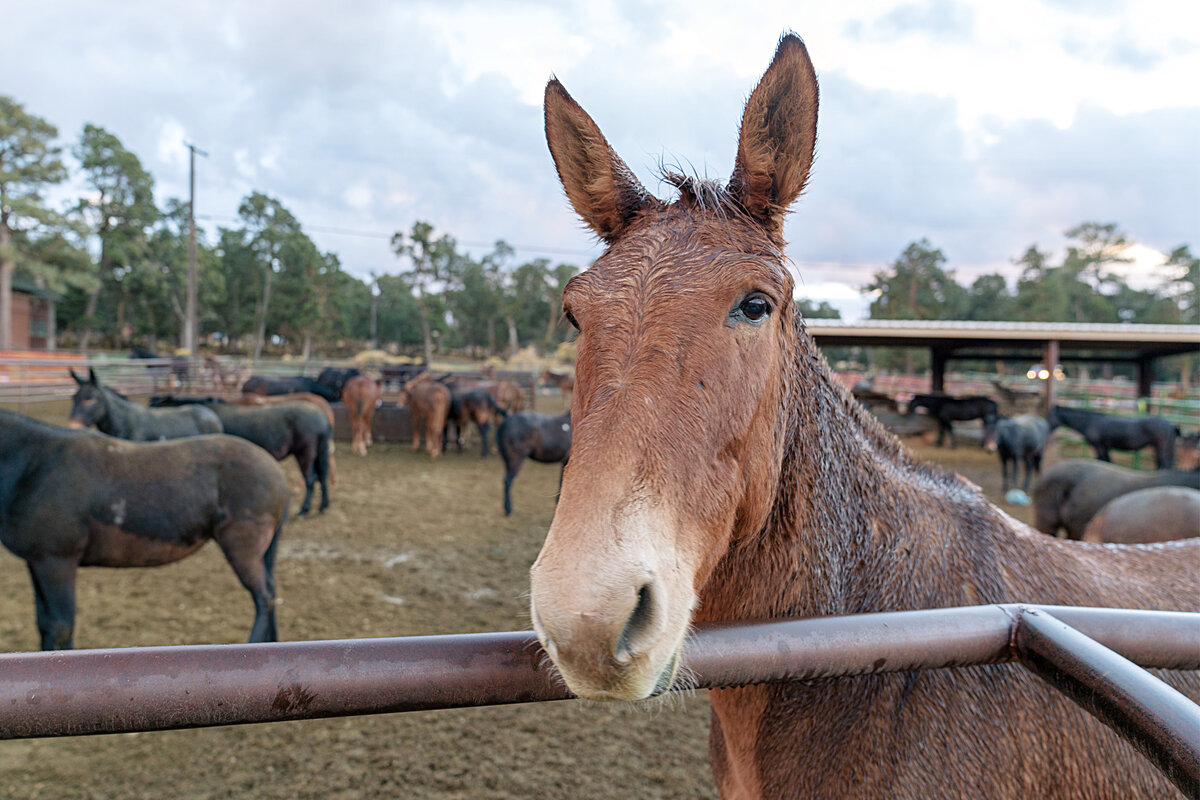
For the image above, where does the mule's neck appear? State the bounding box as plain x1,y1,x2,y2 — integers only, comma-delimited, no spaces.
95,388,139,436
698,320,1013,623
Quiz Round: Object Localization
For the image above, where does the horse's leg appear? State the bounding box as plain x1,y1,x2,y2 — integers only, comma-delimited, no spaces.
478,420,490,457
503,461,521,516
295,446,317,516
316,435,331,513
1095,445,1111,462
26,557,78,650
215,515,279,643
412,410,424,452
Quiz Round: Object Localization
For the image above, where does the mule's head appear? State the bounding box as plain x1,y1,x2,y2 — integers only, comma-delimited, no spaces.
529,34,818,701
67,368,106,429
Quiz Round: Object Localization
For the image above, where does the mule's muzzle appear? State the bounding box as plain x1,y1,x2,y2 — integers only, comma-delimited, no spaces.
66,418,85,429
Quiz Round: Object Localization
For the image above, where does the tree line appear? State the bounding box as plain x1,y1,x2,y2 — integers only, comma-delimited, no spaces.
0,96,582,359
2,95,1195,362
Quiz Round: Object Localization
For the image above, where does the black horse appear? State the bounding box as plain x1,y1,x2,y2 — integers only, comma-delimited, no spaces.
69,368,221,440
241,375,341,402
994,414,1050,493
151,396,332,516
0,409,290,649
907,393,999,449
315,366,361,400
497,411,571,516
444,387,507,457
1048,405,1178,469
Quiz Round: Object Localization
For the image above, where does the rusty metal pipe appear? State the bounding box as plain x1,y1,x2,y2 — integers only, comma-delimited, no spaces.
0,605,1195,741
1014,608,1200,798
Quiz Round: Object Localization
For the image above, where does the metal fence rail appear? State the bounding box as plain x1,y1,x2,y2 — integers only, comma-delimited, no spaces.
1,605,1197,794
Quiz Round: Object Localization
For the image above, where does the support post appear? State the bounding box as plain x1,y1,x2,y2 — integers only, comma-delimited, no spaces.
1044,339,1059,413
931,347,947,394
1136,356,1154,402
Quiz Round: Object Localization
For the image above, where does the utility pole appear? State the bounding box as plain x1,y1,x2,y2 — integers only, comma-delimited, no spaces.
185,142,209,355
370,273,379,349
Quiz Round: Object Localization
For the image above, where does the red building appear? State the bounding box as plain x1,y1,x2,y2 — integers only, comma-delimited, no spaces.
6,274,55,350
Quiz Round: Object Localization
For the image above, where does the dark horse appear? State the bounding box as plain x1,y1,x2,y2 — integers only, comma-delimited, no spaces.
994,414,1049,493
1048,404,1177,469
315,366,361,400
907,393,999,449
241,375,341,402
527,35,1197,798
151,396,332,516
496,411,571,516
444,387,507,457
1031,458,1200,538
69,368,221,440
0,410,289,649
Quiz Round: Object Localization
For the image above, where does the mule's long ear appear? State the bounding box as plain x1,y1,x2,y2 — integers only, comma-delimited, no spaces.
545,79,658,242
70,368,83,385
729,34,819,238
88,367,98,385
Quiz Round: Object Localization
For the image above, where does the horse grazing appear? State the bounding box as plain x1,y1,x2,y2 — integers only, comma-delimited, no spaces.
342,374,383,456
1081,486,1200,544
444,388,506,457
907,393,999,449
994,414,1049,493
398,373,451,459
496,411,571,516
528,35,1199,799
1032,458,1200,539
68,368,221,440
1049,405,1177,469
0,410,289,649
241,375,341,402
150,397,332,516
539,369,574,400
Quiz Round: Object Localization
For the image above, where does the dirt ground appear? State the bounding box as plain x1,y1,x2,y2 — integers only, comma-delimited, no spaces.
0,397,1070,799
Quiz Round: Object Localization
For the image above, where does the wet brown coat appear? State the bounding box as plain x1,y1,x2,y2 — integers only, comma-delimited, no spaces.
530,34,1200,800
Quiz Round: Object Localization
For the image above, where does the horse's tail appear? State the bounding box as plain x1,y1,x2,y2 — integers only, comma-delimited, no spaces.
316,429,333,486
484,391,508,419
265,503,287,580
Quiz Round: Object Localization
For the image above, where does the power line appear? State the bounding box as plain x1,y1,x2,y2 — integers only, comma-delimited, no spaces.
194,214,598,258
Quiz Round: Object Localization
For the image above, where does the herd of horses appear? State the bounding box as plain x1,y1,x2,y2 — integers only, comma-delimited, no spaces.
0,31,1196,799
0,361,574,653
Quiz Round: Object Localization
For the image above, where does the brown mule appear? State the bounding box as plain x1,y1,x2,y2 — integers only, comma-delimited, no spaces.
342,374,384,456
528,34,1199,799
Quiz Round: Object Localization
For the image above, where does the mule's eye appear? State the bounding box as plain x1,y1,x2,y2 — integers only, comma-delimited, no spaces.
737,295,772,323
563,310,580,331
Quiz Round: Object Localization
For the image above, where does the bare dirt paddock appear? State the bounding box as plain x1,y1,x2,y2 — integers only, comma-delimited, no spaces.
0,401,1037,800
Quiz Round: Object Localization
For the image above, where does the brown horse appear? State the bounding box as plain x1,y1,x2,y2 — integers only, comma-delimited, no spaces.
539,369,574,401
342,374,383,456
528,34,1199,799
398,373,451,459
1081,486,1200,544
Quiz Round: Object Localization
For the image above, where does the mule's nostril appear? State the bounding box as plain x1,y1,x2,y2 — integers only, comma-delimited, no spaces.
615,582,657,663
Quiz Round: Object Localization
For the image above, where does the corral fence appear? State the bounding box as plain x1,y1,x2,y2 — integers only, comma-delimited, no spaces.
1,605,1197,796
0,352,545,442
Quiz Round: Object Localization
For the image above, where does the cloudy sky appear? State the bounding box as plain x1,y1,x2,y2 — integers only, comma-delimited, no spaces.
7,0,1199,319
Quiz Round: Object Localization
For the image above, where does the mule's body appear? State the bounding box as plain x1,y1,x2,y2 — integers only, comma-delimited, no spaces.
1081,486,1200,544
907,393,999,449
496,411,571,516
0,410,289,649
1033,459,1200,539
399,374,451,459
444,387,506,457
342,374,384,456
528,35,1200,799
68,369,221,441
994,414,1050,493
241,375,341,402
1049,405,1178,469
150,397,332,516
